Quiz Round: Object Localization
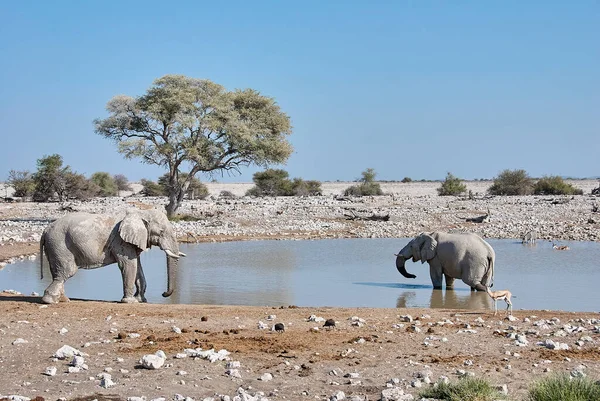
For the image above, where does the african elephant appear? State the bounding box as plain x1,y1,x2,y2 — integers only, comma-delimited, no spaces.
395,232,495,291
40,208,185,304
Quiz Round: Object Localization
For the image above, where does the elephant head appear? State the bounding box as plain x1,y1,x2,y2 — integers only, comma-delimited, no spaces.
119,208,185,297
395,233,437,279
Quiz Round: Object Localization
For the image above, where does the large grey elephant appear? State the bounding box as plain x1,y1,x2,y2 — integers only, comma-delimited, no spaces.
395,232,495,291
40,208,185,304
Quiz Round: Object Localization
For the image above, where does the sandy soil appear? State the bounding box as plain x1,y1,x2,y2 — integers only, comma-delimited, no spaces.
1,294,599,401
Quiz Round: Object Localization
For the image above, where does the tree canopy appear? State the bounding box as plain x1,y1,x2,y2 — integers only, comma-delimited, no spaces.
94,74,293,216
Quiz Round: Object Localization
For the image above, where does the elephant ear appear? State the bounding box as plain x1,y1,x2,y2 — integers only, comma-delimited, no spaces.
420,235,437,263
119,213,148,250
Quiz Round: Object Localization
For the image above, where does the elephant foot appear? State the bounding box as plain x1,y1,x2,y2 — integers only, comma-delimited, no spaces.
120,296,139,304
445,285,454,290
59,294,70,302
135,295,148,303
433,285,443,290
41,293,59,304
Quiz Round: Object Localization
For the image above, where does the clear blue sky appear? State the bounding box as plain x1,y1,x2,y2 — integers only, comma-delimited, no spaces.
1,1,598,182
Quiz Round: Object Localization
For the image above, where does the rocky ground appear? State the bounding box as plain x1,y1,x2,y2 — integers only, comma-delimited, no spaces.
1,180,599,400
0,297,599,401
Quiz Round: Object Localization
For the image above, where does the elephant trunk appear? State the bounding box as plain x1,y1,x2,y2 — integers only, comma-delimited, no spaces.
162,254,177,297
396,255,417,279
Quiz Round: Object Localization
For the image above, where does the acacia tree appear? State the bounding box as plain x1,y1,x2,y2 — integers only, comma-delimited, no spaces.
94,75,293,216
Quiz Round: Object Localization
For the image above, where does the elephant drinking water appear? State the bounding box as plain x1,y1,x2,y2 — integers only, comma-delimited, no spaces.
40,208,185,304
395,231,495,291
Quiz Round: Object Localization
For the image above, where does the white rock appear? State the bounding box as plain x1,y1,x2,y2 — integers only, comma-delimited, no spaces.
12,338,28,345
172,326,182,334
381,387,413,400
100,374,115,388
139,354,165,369
226,368,242,378
226,361,241,369
54,345,83,359
71,355,85,367
59,327,68,335
44,366,57,376
259,373,273,381
330,390,345,400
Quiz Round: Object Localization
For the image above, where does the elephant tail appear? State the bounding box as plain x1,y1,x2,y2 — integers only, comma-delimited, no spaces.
39,231,45,280
488,255,495,288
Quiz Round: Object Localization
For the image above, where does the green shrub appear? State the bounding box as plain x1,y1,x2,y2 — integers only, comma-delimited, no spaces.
158,173,209,200
7,170,35,197
419,377,504,401
246,169,292,196
526,374,600,401
140,179,164,196
534,176,583,195
343,168,384,196
291,178,322,196
32,154,69,202
90,172,118,197
246,169,321,197
401,177,412,183
64,172,99,201
488,169,534,195
437,172,467,196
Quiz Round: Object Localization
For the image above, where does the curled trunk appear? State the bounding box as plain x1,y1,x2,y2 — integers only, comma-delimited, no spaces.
163,255,177,297
396,255,417,279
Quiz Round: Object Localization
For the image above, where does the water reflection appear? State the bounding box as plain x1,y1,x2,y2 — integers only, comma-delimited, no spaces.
2,238,600,311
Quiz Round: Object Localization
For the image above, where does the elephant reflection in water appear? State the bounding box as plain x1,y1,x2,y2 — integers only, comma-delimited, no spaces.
429,289,492,310
396,289,493,309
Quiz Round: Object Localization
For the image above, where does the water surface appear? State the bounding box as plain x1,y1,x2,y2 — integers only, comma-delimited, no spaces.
1,238,598,311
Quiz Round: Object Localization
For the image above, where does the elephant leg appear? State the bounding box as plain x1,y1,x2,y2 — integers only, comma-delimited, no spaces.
42,258,77,304
117,255,139,303
444,274,455,289
134,256,147,303
428,260,444,289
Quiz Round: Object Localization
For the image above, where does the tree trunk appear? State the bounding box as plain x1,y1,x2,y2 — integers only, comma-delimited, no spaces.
165,175,192,218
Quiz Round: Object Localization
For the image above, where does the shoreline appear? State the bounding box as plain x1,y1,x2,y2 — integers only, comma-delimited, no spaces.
2,180,600,265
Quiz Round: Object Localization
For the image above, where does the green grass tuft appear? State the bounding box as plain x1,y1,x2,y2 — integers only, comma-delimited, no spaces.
419,377,504,401
527,374,600,401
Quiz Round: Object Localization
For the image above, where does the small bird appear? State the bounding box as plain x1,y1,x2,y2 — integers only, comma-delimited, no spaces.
552,242,570,250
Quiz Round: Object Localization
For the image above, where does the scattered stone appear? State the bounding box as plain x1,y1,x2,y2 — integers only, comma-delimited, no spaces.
139,352,166,369
54,345,84,359
12,338,28,345
381,387,413,400
259,373,273,381
226,369,242,378
330,390,345,400
99,373,115,388
44,366,57,376
59,327,69,335
308,315,325,322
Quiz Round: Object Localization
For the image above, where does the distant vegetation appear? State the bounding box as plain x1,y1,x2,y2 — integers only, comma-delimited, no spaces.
488,169,534,195
437,172,467,196
5,154,134,201
343,168,384,196
246,169,322,197
533,176,583,195
488,169,584,196
401,177,412,183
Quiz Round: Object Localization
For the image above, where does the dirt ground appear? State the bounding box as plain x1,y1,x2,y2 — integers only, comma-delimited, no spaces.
0,293,599,401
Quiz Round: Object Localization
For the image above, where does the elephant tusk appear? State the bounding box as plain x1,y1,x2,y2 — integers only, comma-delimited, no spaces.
164,249,180,259
179,252,187,257
394,253,399,257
